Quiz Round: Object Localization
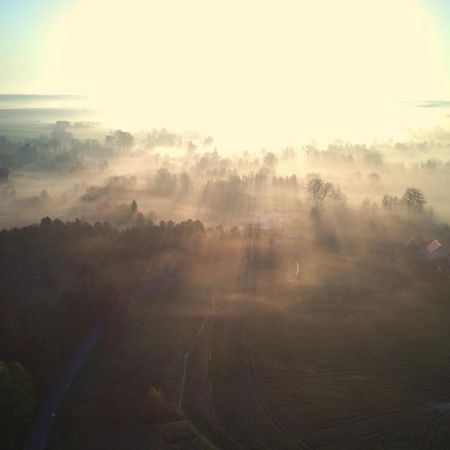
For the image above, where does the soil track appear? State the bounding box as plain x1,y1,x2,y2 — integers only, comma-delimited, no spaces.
181,290,314,449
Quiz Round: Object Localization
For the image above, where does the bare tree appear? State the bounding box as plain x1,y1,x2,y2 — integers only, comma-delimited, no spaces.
306,177,334,209
402,188,426,213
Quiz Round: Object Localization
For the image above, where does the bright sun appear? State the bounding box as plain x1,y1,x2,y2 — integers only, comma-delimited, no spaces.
41,0,446,148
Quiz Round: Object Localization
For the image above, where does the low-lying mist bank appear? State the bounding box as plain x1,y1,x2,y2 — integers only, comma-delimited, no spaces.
2,122,450,231
4,121,450,448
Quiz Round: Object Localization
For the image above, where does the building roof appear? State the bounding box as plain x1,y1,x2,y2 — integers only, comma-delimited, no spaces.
423,240,450,261
426,240,442,253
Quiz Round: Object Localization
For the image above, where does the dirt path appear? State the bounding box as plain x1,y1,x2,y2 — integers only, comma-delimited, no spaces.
243,322,313,450
189,292,308,450
421,403,450,449
178,295,215,411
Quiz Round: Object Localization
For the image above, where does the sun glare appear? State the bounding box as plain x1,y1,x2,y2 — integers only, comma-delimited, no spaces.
41,0,446,147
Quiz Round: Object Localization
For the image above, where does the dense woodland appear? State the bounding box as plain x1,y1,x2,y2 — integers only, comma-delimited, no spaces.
0,216,211,449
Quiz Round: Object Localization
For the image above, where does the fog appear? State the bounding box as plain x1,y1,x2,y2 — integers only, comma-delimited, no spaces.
4,0,450,446
4,117,450,449
2,119,450,231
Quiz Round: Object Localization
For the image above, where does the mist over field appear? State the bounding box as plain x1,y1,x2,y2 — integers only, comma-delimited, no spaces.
2,98,450,450
3,1,450,449
2,95,450,229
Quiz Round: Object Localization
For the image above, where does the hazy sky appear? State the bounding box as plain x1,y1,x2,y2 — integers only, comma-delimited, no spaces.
1,0,449,146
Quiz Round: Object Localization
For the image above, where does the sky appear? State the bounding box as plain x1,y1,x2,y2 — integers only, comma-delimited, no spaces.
1,0,449,147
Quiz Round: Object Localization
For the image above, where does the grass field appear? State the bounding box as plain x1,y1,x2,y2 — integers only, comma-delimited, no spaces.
45,282,217,450
178,234,450,449
44,228,450,450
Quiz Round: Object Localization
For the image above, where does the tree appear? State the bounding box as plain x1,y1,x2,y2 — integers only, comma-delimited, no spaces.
306,177,334,209
114,130,134,150
153,168,177,196
363,150,383,166
362,197,372,210
178,172,192,195
263,152,277,169
382,194,402,210
50,127,73,143
289,174,298,192
142,386,174,423
130,199,138,214
40,216,52,227
367,172,380,185
402,188,426,213
282,146,296,160
135,212,145,227
229,226,241,239
0,168,10,182
54,120,71,129
0,361,36,450
203,136,214,146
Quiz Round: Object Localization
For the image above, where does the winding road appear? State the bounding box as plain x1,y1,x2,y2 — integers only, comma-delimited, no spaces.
23,276,174,450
